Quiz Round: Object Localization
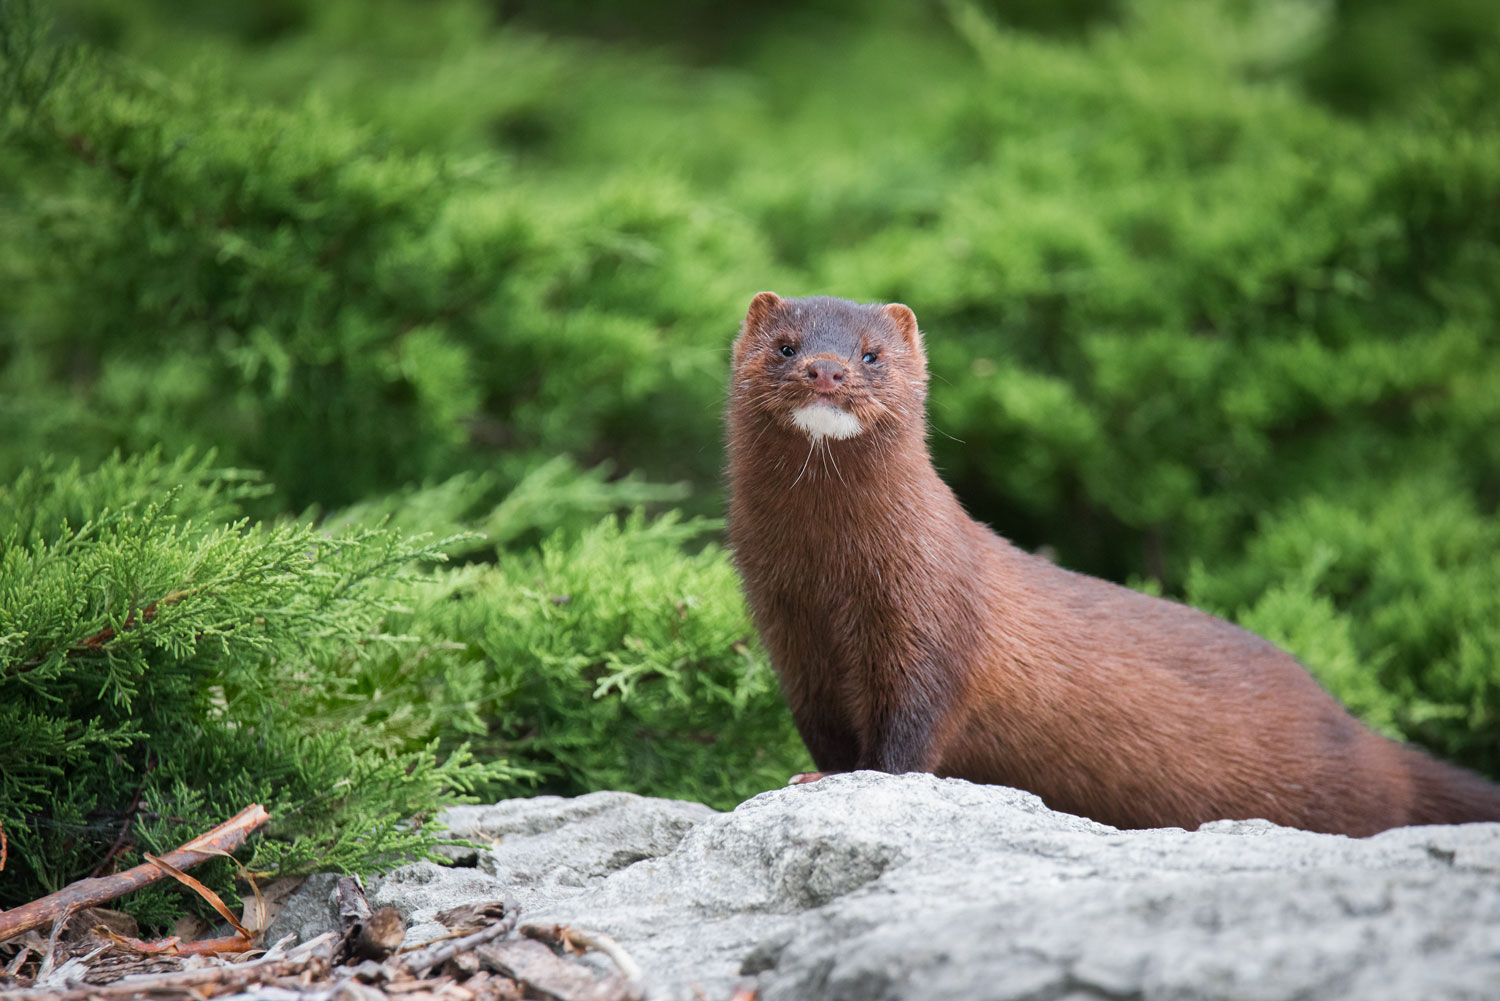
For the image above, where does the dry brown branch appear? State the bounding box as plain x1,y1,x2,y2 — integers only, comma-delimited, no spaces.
402,903,518,978
478,938,638,1001
0,949,330,1001
0,803,270,944
95,928,184,954
77,590,190,651
101,928,257,956
170,933,256,956
520,924,643,984
7,590,192,678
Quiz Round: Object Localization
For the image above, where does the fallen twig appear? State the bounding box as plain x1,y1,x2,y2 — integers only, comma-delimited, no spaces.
480,936,639,1001
34,943,109,991
522,923,644,984
401,901,518,977
33,914,69,985
101,928,257,956
285,930,340,961
79,591,190,651
0,803,270,944
0,950,329,1001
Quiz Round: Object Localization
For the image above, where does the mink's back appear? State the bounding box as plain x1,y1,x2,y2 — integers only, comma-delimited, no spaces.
949,533,1500,833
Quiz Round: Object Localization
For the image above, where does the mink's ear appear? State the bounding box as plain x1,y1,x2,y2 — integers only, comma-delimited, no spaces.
744,291,785,334
734,291,785,370
883,303,925,363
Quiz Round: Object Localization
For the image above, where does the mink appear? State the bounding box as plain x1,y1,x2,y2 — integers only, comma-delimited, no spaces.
725,291,1500,836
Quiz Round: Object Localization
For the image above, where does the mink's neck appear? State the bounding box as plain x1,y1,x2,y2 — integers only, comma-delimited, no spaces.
727,414,960,538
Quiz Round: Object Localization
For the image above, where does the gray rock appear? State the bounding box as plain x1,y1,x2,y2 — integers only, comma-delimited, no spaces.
261,872,341,949
276,773,1500,1001
443,791,714,906
375,791,712,945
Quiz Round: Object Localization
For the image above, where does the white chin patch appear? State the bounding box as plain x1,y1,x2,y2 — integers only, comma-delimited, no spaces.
791,404,863,441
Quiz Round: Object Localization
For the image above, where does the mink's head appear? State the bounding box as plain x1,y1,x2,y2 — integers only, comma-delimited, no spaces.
729,292,928,443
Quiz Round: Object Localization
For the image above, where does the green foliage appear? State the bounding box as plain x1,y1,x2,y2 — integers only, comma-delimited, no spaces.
311,463,806,811
1,0,1498,864
1,0,781,513
321,456,689,558
1301,0,1500,114
406,514,806,808
0,452,796,924
0,452,504,922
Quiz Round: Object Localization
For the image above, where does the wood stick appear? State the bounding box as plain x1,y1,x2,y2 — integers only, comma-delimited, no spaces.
102,928,257,956
0,804,270,944
522,923,644,985
8,590,191,677
401,903,517,977
335,875,373,938
0,951,328,1001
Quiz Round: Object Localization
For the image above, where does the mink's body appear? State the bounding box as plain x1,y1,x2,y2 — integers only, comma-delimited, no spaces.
726,292,1500,836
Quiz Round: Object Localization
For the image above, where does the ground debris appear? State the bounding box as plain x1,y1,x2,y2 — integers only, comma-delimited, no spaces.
335,876,405,964
0,899,647,1001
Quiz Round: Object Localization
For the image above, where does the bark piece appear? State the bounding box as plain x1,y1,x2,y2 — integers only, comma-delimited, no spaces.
401,905,517,980
333,875,405,963
0,804,271,944
476,939,640,1001
434,901,510,937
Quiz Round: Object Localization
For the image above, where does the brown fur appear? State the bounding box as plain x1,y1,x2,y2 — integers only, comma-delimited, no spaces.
726,292,1500,837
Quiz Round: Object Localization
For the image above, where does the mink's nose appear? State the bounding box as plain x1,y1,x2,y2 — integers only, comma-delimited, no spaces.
805,359,845,394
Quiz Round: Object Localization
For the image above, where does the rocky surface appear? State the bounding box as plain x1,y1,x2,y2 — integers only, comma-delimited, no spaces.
267,772,1500,1001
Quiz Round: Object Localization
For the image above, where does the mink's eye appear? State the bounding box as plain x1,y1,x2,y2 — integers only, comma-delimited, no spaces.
779,344,797,358
861,351,879,364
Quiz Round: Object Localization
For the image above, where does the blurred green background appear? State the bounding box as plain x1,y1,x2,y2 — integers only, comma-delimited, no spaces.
2,0,1499,918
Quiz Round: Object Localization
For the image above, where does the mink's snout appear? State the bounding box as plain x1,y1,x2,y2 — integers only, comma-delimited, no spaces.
804,358,845,394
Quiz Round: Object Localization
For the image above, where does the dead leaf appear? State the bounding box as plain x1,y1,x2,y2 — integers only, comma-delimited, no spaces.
192,844,278,933
142,852,251,941
245,875,304,933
